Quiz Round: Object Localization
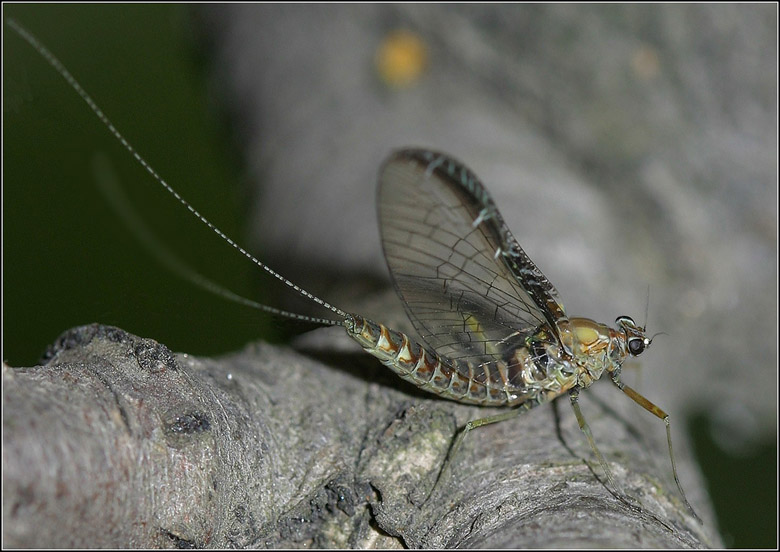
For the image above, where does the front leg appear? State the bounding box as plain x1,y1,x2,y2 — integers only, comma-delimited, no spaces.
610,375,701,522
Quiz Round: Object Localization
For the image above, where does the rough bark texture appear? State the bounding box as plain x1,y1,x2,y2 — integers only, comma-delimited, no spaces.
3,323,718,548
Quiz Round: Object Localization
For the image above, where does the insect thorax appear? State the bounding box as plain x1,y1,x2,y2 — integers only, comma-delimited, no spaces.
557,317,629,389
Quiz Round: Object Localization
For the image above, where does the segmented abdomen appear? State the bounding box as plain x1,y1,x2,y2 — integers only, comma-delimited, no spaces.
344,314,555,407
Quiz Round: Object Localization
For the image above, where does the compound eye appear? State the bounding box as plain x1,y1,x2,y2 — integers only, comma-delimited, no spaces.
616,315,636,328
628,337,645,356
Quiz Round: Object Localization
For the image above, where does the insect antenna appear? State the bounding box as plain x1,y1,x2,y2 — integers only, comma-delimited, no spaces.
8,18,348,327
648,331,668,345
643,287,669,344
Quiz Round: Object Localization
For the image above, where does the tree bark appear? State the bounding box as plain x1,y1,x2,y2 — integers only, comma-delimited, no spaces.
3,323,718,548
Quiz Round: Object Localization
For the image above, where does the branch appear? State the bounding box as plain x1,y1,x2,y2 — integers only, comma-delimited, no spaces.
3,324,716,547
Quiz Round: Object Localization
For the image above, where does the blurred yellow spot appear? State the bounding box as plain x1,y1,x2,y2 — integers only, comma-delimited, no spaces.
631,45,661,81
375,30,428,88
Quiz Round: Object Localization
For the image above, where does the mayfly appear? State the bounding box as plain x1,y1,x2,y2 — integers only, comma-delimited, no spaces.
9,19,699,522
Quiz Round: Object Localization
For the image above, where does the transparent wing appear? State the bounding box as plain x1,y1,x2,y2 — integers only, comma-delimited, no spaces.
378,149,568,365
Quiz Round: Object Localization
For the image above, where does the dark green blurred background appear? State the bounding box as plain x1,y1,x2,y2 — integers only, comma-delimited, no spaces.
4,4,270,367
2,4,776,548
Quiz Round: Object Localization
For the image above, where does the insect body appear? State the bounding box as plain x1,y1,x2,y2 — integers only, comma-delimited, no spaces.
349,311,636,407
8,19,699,522
350,150,652,413
345,151,700,524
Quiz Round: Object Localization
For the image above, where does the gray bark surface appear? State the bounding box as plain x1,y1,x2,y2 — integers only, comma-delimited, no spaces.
3,323,718,548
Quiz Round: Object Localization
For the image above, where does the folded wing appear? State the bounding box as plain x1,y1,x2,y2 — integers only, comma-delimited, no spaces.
378,149,568,367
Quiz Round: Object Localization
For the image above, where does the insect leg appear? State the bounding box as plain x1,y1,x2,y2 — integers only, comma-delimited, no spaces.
431,408,523,498
611,377,702,522
568,387,626,496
